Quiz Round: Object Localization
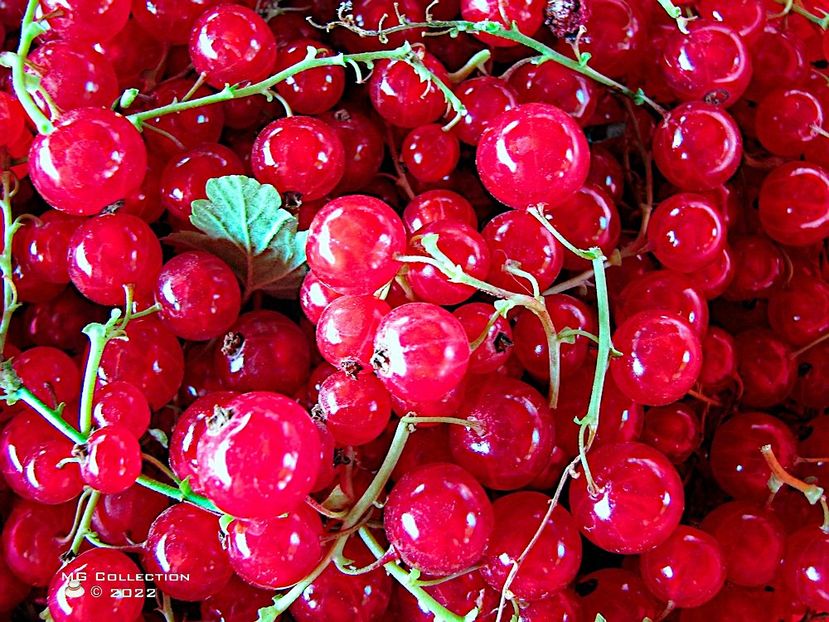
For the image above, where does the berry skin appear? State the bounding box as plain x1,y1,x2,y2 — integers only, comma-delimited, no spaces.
782,526,829,612
368,52,449,128
758,161,829,247
755,88,824,157
2,500,74,586
460,0,543,47
316,295,390,371
617,270,709,336
701,501,786,587
652,102,742,192
318,371,392,446
189,4,277,88
13,210,84,285
449,376,555,490
406,221,491,306
481,491,582,600
640,403,701,465
47,549,144,622
454,76,519,145
143,504,233,601
275,40,345,115
568,442,685,554
573,0,646,78
160,143,245,222
768,275,829,347
131,0,223,45
735,329,796,408
214,310,310,395
659,20,751,107
482,209,563,294
384,462,494,575
98,317,184,410
699,326,737,390
639,526,726,608
372,303,470,403
0,553,29,613
647,193,726,273
12,345,80,409
91,484,169,546
306,195,405,295
67,213,163,305
476,103,590,209
251,116,345,201
80,424,142,494
197,392,321,518
40,0,130,43
402,190,478,235
509,59,599,126
323,107,385,193
401,124,460,184
611,311,702,407
453,302,513,375
0,92,26,148
300,270,341,325
28,108,147,216
577,568,660,622
200,576,275,622
226,503,323,589
709,411,797,503
155,251,241,341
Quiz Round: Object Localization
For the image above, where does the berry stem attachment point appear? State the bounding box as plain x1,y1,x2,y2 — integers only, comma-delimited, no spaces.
761,444,825,505
655,0,695,33
445,48,491,83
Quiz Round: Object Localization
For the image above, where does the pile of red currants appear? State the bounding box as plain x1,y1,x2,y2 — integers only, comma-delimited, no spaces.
0,0,828,620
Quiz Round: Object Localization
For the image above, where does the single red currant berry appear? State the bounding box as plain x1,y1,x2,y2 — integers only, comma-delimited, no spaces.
368,52,449,128
402,190,477,235
29,108,147,216
92,381,151,439
91,484,169,546
453,302,513,375
2,500,74,587
143,503,233,601
189,4,277,88
572,0,647,77
322,106,385,194
39,0,131,43
454,76,519,145
617,270,709,336
476,103,590,209
131,0,223,44
401,124,460,183
316,295,390,372
155,251,241,341
735,329,796,407
640,402,701,464
200,576,275,622
79,424,142,494
13,210,84,286
576,568,660,621
782,526,829,611
12,345,80,409
251,116,345,201
755,88,824,157
508,59,599,126
450,376,555,490
47,549,144,621
0,92,26,148
275,39,345,114
372,302,470,403
306,195,405,295
640,526,726,608
652,101,742,191
699,326,736,390
481,491,582,600
587,144,625,203
611,311,702,406
767,274,829,347
710,411,797,502
724,234,786,300
568,442,685,554
697,0,766,44
758,161,829,247
226,503,323,589
67,213,163,305
385,462,494,575
197,392,321,518
300,270,341,324
317,370,392,446
647,193,726,273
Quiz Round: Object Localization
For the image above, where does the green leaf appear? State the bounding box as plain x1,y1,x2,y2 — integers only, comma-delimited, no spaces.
166,175,308,300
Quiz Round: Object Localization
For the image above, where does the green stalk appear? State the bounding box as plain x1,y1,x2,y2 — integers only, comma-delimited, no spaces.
68,491,101,555
0,174,21,356
770,0,829,28
8,0,53,133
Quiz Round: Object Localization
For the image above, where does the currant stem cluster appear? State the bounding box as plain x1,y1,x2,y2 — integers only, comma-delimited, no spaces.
761,445,829,532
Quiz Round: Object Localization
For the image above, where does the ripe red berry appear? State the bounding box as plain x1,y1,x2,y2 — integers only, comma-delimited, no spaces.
92,381,151,439
384,462,494,575
758,161,829,247
369,52,449,128
91,484,169,546
647,193,726,272
316,295,390,371
402,190,478,235
40,0,130,43
401,124,460,183
80,424,142,494
454,76,519,145
782,526,829,612
318,370,392,446
640,402,701,464
29,108,147,216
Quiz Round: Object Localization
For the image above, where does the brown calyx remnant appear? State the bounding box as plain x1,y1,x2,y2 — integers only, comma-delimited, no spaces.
545,0,589,38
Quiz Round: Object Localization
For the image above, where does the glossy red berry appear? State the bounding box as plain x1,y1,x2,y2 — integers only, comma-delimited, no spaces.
454,76,519,145
48,549,144,621
611,311,702,406
318,370,392,446
316,295,390,371
659,21,751,107
476,103,590,209
155,251,241,341
306,195,405,295
91,381,150,439
275,39,345,114
67,213,162,305
758,161,829,247
40,0,130,42
755,88,824,157
189,4,277,88
252,116,345,201
401,124,460,183
197,391,321,518
568,442,685,554
482,209,563,294
735,329,796,407
12,345,80,409
29,108,147,216
617,270,709,336
640,402,701,464
640,526,726,608
782,526,829,611
91,484,169,546
574,0,646,77
372,303,470,403
697,0,766,44
369,52,449,128
14,211,83,286
200,575,274,622
385,462,494,575
699,326,737,389
160,143,245,222
576,568,660,622
131,0,222,44
449,376,554,490
648,193,726,272
768,274,829,347
453,302,513,375
2,500,74,586
725,235,786,300
481,491,581,600
0,92,25,148
143,503,233,601
652,102,742,191
80,424,142,494
509,59,598,126
402,190,477,235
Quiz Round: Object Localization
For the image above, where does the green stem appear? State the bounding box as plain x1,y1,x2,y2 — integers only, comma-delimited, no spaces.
770,0,829,28
325,18,664,114
761,444,825,505
655,0,694,33
135,475,219,513
9,0,53,133
128,45,449,128
77,321,111,436
359,528,476,622
69,490,101,555
0,174,21,356
446,48,491,83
